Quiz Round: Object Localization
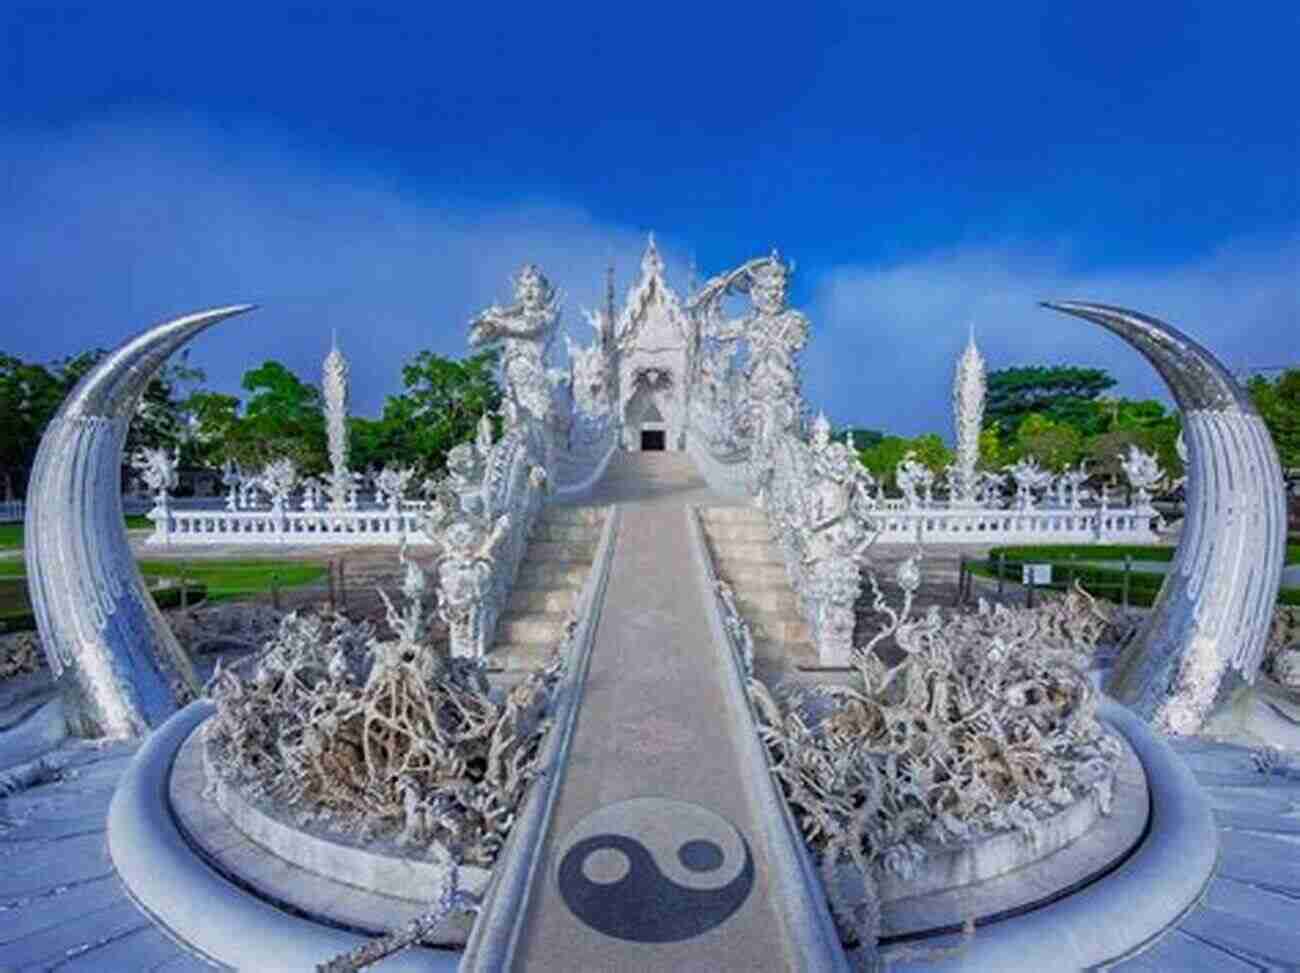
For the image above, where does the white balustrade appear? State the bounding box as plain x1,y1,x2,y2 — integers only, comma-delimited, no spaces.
147,503,437,546
869,505,1161,544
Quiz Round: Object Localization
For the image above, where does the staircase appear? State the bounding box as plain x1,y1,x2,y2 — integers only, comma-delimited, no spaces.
487,504,606,671
698,506,816,675
586,450,706,502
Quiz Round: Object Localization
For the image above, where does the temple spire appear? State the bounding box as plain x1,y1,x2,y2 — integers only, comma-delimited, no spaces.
323,337,351,511
641,232,664,277
951,325,986,506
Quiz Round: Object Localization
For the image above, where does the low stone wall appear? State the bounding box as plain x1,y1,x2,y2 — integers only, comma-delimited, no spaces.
107,701,461,971
172,725,487,946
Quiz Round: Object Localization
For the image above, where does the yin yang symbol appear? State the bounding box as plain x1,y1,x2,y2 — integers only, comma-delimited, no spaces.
556,798,754,942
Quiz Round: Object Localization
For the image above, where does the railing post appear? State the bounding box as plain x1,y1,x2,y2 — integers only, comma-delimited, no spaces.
1026,571,1035,609
1122,555,1131,608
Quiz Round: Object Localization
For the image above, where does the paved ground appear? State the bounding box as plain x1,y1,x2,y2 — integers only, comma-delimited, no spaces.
4,730,1298,969
510,454,816,971
2,459,1299,970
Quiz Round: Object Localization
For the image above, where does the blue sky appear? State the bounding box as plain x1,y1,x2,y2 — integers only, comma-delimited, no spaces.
2,2,1296,437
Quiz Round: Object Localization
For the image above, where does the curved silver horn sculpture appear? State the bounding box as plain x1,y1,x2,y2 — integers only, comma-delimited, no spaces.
1042,301,1287,735
24,305,256,738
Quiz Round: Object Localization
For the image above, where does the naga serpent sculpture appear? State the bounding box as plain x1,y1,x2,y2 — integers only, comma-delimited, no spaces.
24,305,255,738
1042,301,1287,735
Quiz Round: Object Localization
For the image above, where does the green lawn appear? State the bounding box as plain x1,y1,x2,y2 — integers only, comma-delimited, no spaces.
0,515,153,550
984,543,1300,565
136,560,327,602
0,558,328,631
972,546,1300,608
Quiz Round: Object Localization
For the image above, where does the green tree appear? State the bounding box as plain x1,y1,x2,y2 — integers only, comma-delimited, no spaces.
909,433,954,473
0,349,203,498
233,361,328,471
986,365,1116,437
977,425,1015,470
858,433,952,491
1249,370,1300,471
1015,413,1084,472
858,435,912,491
375,349,503,474
833,427,884,449
0,354,64,499
184,391,242,468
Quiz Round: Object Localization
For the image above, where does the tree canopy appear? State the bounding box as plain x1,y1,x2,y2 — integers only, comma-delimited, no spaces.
1249,370,1300,471
985,365,1116,437
372,349,502,474
0,349,203,499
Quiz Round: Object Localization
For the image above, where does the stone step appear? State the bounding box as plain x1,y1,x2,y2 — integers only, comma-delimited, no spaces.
598,474,699,485
524,541,596,562
715,562,790,586
508,587,581,614
517,562,590,587
753,637,818,667
742,611,812,644
497,612,570,644
486,641,560,672
700,521,772,542
698,506,767,525
713,554,787,577
539,505,607,525
733,588,801,617
532,522,603,542
709,540,782,563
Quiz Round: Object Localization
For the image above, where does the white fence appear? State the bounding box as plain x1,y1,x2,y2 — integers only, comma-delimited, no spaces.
145,505,437,547
872,506,1163,545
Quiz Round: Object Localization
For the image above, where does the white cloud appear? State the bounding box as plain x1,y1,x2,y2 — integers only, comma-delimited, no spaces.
0,118,684,416
4,118,1294,439
804,236,1299,438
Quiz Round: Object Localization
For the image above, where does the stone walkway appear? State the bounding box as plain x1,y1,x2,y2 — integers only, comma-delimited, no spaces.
4,732,1298,969
509,453,826,971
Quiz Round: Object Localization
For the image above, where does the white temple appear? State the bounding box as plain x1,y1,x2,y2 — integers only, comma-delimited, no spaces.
613,235,697,452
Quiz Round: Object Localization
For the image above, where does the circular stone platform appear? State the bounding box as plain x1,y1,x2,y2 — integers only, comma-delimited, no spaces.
864,700,1216,970
107,701,462,972
171,722,490,947
109,697,1215,972
874,731,1147,938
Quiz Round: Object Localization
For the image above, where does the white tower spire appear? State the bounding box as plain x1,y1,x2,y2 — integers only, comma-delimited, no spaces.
323,337,351,511
952,325,986,506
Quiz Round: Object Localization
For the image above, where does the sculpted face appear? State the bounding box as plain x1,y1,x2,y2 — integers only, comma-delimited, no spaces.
751,260,789,315
515,264,553,313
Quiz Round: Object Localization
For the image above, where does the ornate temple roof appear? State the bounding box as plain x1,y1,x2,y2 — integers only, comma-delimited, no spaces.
616,234,692,353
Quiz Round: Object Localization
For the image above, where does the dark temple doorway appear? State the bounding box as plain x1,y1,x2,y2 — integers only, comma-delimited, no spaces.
641,429,666,451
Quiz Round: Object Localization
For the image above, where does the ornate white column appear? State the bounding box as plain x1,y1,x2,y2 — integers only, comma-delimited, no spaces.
951,325,986,506
323,335,351,512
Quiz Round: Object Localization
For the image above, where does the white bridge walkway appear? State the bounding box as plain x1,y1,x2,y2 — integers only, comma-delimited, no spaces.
504,452,838,971
1,453,1299,970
